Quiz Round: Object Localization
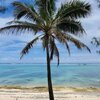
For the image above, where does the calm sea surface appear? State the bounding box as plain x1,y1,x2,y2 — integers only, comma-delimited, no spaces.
0,64,100,88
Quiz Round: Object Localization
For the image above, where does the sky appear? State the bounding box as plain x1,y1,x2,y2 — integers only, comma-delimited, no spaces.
0,0,100,64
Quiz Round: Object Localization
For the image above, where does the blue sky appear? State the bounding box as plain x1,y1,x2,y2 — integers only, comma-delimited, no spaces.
0,0,100,63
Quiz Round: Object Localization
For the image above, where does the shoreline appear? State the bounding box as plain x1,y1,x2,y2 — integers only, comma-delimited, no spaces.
0,85,100,92
0,86,100,100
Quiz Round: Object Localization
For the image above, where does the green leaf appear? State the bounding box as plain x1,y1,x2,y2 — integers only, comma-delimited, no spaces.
56,1,91,20
0,24,40,35
20,36,39,59
57,19,85,35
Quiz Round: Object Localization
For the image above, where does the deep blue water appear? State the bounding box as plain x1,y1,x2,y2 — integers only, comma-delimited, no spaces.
0,64,100,88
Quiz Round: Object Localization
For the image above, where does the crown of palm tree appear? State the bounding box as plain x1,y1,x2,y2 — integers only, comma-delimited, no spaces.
0,0,91,65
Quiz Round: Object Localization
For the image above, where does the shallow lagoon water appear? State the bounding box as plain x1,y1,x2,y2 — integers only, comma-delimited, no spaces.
0,64,100,88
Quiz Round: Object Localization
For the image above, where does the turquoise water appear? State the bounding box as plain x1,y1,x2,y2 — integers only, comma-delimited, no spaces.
0,64,100,88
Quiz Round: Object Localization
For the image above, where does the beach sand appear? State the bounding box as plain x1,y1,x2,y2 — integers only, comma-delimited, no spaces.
0,86,100,100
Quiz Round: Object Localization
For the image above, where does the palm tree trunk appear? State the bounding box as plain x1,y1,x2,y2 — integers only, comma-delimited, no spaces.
46,43,54,100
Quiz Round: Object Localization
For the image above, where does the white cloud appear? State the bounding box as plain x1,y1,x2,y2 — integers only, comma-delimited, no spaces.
0,17,13,27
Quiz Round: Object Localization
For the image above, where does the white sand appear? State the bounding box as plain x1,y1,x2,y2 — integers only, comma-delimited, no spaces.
0,88,100,100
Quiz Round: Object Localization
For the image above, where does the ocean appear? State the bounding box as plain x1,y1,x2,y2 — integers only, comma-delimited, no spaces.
0,64,100,88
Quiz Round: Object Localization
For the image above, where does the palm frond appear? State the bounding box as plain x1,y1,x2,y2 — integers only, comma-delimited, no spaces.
35,0,49,20
12,1,43,23
53,42,60,66
52,29,71,54
65,42,70,55
35,0,56,20
41,35,47,50
20,36,40,59
48,0,56,17
49,36,55,60
55,1,91,20
7,20,42,33
52,29,90,53
49,38,59,66
7,20,38,26
0,24,40,35
65,33,91,52
57,19,85,35
52,28,66,43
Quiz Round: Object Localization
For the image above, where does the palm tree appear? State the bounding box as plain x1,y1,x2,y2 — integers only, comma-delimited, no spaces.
0,0,91,100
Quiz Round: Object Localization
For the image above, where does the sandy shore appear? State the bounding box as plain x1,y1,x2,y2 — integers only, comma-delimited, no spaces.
0,86,100,100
